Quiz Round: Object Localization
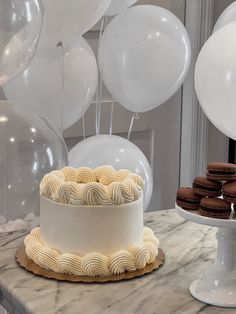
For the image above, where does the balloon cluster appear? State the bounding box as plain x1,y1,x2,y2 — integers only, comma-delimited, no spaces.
195,1,236,140
3,1,191,131
0,0,68,230
1,0,192,212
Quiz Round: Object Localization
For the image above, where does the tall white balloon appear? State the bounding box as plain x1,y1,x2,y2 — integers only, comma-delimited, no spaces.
4,37,98,132
105,0,137,16
195,22,236,140
0,0,43,86
98,5,191,113
41,0,112,44
69,135,153,211
213,1,236,33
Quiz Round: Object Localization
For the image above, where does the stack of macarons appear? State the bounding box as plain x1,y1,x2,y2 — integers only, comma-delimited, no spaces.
176,162,236,219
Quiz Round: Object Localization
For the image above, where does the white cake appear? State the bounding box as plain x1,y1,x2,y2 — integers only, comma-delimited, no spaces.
24,166,159,277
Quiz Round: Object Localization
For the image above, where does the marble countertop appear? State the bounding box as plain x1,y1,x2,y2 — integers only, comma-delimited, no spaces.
0,209,234,314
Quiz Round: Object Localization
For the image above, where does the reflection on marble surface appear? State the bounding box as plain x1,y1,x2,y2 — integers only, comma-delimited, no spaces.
0,210,235,314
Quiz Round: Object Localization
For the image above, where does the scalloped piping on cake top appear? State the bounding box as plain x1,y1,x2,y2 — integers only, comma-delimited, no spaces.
24,227,159,276
40,166,144,206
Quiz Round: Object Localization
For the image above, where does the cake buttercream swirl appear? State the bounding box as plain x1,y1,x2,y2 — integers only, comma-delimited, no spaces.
112,169,132,182
40,175,64,200
57,182,83,205
76,167,97,183
40,166,144,206
123,179,141,201
130,174,145,189
36,247,60,272
108,182,134,205
82,183,112,206
95,166,116,185
81,253,110,277
130,246,150,270
61,167,77,182
24,227,159,277
58,254,84,276
108,250,136,274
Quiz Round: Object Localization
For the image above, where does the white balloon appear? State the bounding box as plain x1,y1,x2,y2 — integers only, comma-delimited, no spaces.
105,0,137,16
195,22,236,140
69,135,153,211
0,0,43,86
213,1,236,33
98,5,191,113
41,0,112,44
4,37,98,132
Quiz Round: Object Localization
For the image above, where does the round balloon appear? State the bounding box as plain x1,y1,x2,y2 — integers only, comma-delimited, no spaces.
69,135,153,211
4,37,98,132
0,0,43,86
213,1,236,33
98,5,191,113
105,0,137,16
0,101,68,222
195,22,236,140
41,0,112,44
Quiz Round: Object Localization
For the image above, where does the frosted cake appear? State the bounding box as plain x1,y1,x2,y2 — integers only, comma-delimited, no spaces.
24,166,159,277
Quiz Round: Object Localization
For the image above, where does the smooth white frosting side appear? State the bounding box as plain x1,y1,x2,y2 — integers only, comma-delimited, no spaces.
40,195,143,255
24,227,159,277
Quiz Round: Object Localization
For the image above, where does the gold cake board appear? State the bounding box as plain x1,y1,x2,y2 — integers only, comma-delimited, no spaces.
16,244,165,283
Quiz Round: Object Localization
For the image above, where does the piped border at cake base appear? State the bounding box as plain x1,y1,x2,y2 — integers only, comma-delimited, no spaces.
16,244,165,283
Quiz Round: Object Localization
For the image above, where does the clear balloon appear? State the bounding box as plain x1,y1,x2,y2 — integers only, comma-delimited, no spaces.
213,1,236,33
69,135,153,211
195,22,236,140
41,0,112,44
0,101,68,224
4,37,98,132
98,5,191,113
0,0,43,86
105,0,137,16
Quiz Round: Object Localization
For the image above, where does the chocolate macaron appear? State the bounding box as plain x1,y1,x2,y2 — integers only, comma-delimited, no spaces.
176,187,202,210
199,198,231,219
223,181,236,203
207,162,236,181
193,176,222,197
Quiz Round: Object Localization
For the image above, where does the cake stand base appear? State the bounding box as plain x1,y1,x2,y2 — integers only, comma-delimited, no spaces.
16,244,165,283
176,204,236,308
190,278,236,308
190,227,236,308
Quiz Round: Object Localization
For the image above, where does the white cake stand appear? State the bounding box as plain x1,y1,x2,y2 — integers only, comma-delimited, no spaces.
176,204,236,308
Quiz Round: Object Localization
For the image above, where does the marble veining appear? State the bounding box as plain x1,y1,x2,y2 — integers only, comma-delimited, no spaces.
0,210,235,314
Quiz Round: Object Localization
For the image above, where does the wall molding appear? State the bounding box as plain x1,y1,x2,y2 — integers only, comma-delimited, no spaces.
180,0,214,186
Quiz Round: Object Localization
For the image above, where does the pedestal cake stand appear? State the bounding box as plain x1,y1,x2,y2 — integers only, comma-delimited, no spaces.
176,204,236,308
